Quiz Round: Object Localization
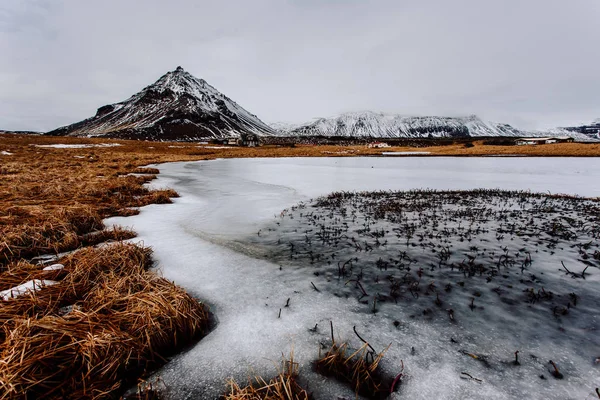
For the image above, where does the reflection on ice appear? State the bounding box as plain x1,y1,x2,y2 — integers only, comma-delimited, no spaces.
106,157,600,399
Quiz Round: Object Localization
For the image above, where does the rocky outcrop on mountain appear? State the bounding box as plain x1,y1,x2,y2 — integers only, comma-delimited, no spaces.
46,67,275,141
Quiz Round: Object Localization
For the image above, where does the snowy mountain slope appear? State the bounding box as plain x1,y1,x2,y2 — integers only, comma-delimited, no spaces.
268,121,304,133
560,119,600,140
276,111,527,138
534,127,596,141
47,67,275,140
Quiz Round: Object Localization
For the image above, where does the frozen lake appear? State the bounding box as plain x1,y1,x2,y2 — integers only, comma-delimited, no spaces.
107,157,600,399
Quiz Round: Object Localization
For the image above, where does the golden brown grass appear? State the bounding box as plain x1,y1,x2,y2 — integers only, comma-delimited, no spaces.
0,134,215,399
421,140,600,156
0,243,210,399
224,351,310,400
316,342,391,399
315,324,393,400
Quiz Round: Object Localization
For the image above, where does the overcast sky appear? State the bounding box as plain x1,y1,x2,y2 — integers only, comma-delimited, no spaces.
1,0,599,132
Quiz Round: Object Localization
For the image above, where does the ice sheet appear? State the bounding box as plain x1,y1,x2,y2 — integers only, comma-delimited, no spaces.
106,157,600,399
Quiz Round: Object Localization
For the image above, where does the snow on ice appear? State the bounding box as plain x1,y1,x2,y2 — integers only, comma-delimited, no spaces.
106,157,600,399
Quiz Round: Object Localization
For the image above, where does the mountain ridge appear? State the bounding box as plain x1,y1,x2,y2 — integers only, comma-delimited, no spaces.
273,111,524,138
43,67,596,141
272,111,595,141
46,67,276,140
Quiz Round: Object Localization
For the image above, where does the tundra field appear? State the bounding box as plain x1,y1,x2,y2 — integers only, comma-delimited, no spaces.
1,133,600,399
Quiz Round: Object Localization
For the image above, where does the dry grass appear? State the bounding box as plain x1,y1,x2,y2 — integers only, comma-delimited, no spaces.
422,140,600,156
123,378,166,400
224,351,310,400
0,134,215,399
0,243,210,399
315,325,393,400
316,342,391,399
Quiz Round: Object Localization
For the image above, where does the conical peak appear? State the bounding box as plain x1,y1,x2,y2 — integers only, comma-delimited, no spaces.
146,67,210,96
166,66,206,84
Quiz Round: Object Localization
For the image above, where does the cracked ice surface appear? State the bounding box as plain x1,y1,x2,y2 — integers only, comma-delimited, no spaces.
106,157,600,399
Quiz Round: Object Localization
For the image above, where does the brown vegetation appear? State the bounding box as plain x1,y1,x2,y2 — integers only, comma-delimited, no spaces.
315,326,393,400
0,134,215,399
0,243,210,399
224,352,309,400
422,140,600,156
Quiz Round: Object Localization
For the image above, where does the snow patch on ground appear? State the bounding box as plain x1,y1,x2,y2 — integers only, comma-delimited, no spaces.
1,150,13,155
1,280,58,300
42,264,64,271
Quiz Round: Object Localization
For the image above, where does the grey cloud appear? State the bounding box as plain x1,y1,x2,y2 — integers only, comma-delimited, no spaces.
1,0,599,132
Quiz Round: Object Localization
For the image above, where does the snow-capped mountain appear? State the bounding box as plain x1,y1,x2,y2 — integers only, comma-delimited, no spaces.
47,67,275,140
275,111,527,138
268,121,304,133
560,119,600,140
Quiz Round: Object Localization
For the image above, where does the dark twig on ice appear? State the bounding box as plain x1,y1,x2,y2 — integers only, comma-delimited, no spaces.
353,325,377,354
560,261,588,279
390,360,404,393
346,279,368,297
460,372,482,383
548,360,564,379
311,281,320,292
330,321,335,344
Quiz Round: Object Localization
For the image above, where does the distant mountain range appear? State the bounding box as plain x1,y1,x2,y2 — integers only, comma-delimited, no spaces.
271,112,524,138
38,67,597,141
46,67,275,140
272,113,596,141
